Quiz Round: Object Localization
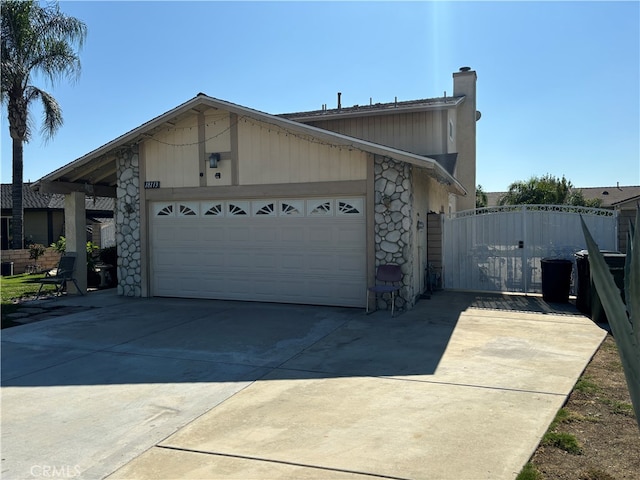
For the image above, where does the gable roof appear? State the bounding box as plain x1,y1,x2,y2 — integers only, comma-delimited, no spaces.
578,186,640,207
612,194,640,208
1,183,114,211
33,94,467,197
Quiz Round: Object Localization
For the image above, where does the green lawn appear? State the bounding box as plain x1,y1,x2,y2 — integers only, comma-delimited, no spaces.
1,273,56,328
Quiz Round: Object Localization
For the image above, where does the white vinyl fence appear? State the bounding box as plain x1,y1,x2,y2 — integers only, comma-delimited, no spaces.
443,205,618,293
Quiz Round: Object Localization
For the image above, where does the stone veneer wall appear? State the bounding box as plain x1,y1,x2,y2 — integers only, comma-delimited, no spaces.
373,157,414,310
116,147,142,296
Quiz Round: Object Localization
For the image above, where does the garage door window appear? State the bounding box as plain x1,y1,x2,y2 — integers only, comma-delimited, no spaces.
228,202,249,216
154,199,363,219
253,201,276,216
203,203,223,216
178,203,198,216
308,199,332,216
280,200,304,216
337,198,363,216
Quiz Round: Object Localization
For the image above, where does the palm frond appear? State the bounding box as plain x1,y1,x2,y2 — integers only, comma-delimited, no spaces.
24,86,62,140
31,39,82,85
1,0,86,142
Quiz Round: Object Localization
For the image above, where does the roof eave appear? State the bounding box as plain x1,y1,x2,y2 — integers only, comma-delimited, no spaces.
254,110,467,196
281,97,465,122
34,95,218,190
612,194,640,207
33,94,467,197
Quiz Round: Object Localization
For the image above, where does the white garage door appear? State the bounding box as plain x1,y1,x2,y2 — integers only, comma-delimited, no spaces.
150,197,366,307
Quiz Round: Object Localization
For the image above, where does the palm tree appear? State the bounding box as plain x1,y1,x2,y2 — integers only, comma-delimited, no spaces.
1,0,86,249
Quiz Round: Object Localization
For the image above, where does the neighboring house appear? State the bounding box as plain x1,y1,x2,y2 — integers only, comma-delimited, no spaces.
32,67,479,310
0,183,114,250
579,185,640,209
610,191,640,253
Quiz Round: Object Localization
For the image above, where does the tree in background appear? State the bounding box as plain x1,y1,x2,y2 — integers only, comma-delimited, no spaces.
476,184,488,208
498,174,602,207
1,0,87,249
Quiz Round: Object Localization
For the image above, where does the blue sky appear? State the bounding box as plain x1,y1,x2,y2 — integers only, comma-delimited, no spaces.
1,1,639,193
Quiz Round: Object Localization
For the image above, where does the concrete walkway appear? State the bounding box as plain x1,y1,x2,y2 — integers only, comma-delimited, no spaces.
1,290,606,479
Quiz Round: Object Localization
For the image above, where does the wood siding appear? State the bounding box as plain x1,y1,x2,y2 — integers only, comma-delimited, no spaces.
237,118,367,185
143,111,367,188
144,115,201,188
308,110,449,156
204,110,233,187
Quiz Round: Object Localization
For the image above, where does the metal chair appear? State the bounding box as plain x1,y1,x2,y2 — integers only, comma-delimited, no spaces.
36,255,84,299
366,264,402,316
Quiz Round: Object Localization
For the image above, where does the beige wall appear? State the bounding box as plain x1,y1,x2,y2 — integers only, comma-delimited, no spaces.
308,110,450,156
144,115,201,188
143,111,367,188
237,118,367,184
204,110,233,187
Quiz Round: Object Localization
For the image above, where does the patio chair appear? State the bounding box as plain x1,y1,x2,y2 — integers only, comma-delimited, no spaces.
366,264,402,317
36,255,84,299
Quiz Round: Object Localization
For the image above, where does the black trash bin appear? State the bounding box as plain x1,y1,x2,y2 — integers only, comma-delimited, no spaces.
541,258,573,303
575,251,590,314
1,261,14,276
575,250,626,323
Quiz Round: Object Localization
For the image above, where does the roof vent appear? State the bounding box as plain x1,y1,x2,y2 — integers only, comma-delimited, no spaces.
459,66,471,72
602,191,609,195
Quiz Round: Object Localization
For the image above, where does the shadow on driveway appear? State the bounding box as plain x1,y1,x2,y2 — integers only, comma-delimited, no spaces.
1,294,464,387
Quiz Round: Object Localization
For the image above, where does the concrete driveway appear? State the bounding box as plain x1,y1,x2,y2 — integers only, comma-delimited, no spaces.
1,290,606,479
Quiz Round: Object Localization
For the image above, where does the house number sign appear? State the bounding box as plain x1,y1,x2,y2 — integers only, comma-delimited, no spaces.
144,181,160,189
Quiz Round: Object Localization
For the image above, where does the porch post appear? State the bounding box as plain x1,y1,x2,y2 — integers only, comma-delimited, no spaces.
64,192,87,294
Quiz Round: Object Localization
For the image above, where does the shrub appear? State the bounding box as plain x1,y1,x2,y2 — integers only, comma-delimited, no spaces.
28,243,46,263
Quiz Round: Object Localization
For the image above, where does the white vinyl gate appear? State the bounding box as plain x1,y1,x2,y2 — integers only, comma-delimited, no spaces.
443,205,618,293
